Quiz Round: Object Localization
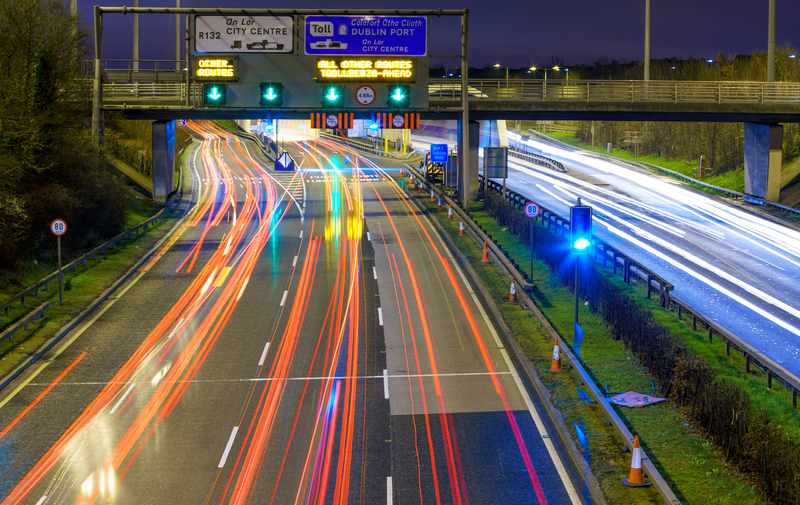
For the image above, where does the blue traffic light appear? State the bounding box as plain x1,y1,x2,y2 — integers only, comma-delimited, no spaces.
570,205,593,255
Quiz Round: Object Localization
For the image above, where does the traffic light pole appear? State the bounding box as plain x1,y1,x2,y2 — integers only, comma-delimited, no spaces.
574,256,580,325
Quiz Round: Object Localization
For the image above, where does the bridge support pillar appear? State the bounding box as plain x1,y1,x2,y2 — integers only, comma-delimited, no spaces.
744,123,782,202
457,119,479,203
152,120,176,204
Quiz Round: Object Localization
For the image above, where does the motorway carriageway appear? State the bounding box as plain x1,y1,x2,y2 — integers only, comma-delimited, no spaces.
0,121,581,504
413,129,800,379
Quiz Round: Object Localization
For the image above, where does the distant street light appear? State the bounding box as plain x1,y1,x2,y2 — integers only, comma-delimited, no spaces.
493,63,509,87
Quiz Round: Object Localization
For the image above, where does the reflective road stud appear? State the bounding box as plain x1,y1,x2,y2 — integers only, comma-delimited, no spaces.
459,220,465,236
622,436,651,487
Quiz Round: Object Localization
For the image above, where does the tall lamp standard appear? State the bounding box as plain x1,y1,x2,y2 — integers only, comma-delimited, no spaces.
493,63,509,87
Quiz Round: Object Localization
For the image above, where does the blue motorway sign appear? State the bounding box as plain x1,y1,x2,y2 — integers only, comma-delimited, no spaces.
305,16,427,56
430,144,449,163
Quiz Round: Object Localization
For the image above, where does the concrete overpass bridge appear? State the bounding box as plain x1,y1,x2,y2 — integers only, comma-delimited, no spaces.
89,59,799,205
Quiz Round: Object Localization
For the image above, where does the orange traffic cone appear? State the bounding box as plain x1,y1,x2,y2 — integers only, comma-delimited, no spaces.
509,281,518,302
548,337,564,372
459,220,465,236
437,197,442,210
430,189,435,202
622,436,651,487
482,241,490,262
448,207,453,220
419,182,425,192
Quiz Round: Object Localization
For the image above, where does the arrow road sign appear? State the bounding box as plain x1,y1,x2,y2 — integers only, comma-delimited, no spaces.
208,87,222,100
326,88,339,101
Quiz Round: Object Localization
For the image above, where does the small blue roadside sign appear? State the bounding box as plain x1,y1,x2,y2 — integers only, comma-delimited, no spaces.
430,144,448,163
305,16,427,56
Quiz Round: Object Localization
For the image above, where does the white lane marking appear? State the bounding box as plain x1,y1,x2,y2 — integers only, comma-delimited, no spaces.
299,230,303,238
421,210,582,504
280,291,288,307
367,232,371,241
293,255,298,267
383,369,389,399
377,308,383,326
35,497,46,505
387,476,393,505
218,426,239,468
110,383,137,415
373,266,377,279
258,342,271,367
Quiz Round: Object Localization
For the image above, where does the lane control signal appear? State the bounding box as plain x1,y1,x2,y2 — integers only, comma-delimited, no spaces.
203,83,227,107
321,84,345,108
260,82,283,107
387,84,410,108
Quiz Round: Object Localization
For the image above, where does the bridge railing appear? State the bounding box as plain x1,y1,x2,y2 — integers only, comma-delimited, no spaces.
428,79,800,105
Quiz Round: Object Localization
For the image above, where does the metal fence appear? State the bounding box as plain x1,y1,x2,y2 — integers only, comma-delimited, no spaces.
428,79,800,105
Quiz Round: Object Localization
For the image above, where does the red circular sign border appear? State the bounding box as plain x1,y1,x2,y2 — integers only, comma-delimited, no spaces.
50,218,67,236
355,85,376,106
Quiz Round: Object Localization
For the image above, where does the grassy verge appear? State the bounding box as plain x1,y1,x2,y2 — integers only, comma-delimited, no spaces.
408,180,765,504
0,143,195,379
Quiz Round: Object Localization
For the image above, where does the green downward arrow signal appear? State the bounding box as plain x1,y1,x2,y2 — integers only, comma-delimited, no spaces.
391,89,405,101
208,87,222,100
326,88,339,101
263,88,277,100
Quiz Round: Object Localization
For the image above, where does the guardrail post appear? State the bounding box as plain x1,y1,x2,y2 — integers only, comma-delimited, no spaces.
677,304,682,319
692,314,697,331
708,327,713,344
793,387,797,408
623,259,631,285
646,274,653,299
726,340,731,356
746,354,751,373
767,370,773,389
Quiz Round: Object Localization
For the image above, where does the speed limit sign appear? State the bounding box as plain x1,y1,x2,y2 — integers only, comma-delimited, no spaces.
524,202,541,218
50,219,67,236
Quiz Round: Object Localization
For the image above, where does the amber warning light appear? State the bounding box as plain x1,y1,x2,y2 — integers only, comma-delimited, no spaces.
194,57,239,81
316,59,415,82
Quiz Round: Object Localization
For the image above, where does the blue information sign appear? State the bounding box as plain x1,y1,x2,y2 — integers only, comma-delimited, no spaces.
305,16,427,56
430,144,449,163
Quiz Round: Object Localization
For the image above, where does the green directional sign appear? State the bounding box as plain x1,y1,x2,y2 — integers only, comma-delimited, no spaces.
387,84,410,108
320,84,345,108
203,83,227,107
259,82,283,107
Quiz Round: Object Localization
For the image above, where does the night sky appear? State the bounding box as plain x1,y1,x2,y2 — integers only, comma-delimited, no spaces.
81,0,800,68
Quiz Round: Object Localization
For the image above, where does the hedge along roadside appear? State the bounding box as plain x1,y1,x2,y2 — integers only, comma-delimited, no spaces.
480,176,800,405
0,142,195,393
476,176,800,505
403,163,680,504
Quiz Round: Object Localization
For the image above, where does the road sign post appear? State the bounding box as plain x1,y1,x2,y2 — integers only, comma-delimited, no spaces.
524,201,541,281
50,219,67,306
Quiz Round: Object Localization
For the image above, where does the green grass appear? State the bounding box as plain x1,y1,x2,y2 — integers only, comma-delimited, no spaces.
0,144,195,380
410,184,765,504
216,120,240,132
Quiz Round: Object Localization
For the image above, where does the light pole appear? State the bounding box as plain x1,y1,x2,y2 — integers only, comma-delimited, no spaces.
493,63,508,88
644,0,650,81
